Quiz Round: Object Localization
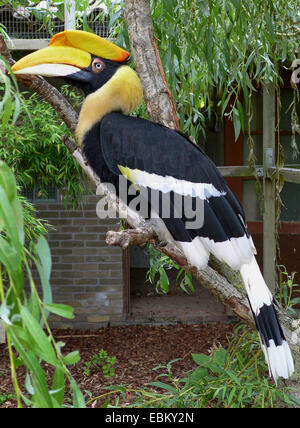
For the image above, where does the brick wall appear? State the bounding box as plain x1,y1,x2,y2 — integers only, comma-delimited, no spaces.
35,191,125,330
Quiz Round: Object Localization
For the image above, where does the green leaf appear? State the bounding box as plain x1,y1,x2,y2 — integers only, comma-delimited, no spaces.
184,273,195,292
51,367,65,407
2,97,13,129
213,386,224,400
25,373,34,395
28,290,40,323
11,199,24,247
237,100,245,133
221,90,233,116
192,353,210,366
159,267,169,293
179,280,188,294
45,303,74,320
190,367,208,382
70,377,86,408
148,381,178,393
7,326,54,408
34,237,52,316
0,302,12,325
36,236,52,281
227,386,237,405
0,236,23,296
286,392,300,407
7,324,33,350
12,95,21,125
32,374,56,409
20,307,58,366
213,348,228,366
62,351,80,366
0,73,11,115
0,186,22,253
265,12,275,39
0,161,17,202
233,107,241,141
224,369,241,385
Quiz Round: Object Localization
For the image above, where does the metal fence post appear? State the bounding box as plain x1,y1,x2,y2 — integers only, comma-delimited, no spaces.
64,0,76,30
0,321,5,344
263,83,276,293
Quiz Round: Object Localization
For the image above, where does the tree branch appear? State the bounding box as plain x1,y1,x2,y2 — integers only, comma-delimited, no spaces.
106,225,254,324
124,0,180,130
106,227,158,249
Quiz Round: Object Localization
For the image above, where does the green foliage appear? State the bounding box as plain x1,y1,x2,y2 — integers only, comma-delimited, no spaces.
277,265,300,315
104,325,300,408
0,393,16,406
146,244,194,294
0,52,85,241
158,0,299,142
0,73,86,243
0,89,86,207
0,161,85,408
0,22,10,40
106,0,299,145
1,1,69,35
0,58,51,246
84,349,117,379
19,194,51,252
0,55,28,130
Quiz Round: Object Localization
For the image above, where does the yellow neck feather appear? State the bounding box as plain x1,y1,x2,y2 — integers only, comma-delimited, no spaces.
76,65,143,145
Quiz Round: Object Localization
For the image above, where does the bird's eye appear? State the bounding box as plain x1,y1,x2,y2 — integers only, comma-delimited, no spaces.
92,59,105,73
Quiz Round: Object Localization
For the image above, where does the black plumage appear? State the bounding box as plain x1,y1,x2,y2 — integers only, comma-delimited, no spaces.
83,112,250,247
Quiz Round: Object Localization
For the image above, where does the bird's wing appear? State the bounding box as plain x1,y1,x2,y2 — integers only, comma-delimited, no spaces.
100,112,255,270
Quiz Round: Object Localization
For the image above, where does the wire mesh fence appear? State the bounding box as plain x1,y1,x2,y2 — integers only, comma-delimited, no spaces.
0,5,64,39
21,184,58,203
0,4,110,40
80,10,110,38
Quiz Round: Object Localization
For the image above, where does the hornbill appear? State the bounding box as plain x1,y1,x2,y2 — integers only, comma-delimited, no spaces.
12,30,294,383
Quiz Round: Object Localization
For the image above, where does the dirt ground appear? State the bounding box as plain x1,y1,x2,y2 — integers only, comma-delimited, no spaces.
0,322,236,408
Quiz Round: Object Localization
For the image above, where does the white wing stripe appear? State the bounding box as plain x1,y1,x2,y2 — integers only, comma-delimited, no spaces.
121,166,226,200
176,234,254,272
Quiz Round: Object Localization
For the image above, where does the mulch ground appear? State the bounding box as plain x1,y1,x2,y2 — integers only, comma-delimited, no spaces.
0,322,236,408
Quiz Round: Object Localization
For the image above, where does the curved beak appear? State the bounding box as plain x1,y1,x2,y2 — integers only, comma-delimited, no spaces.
11,30,130,79
11,46,91,78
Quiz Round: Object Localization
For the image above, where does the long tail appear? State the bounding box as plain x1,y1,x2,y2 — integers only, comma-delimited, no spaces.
240,256,294,384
